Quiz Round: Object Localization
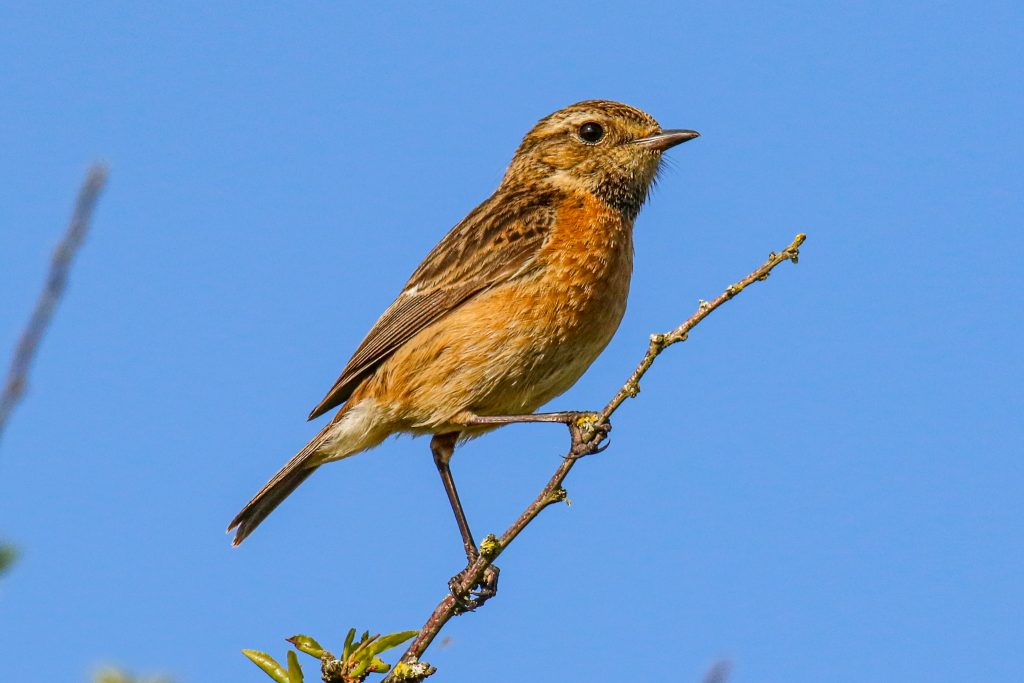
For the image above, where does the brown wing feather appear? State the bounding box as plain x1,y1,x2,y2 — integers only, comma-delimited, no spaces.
307,185,561,420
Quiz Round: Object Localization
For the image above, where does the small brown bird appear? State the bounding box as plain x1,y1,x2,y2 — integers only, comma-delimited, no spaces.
228,100,698,552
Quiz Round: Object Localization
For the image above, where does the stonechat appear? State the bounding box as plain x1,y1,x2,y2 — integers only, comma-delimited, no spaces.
229,100,699,554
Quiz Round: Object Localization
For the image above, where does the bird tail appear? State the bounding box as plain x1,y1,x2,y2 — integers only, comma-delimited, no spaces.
227,424,329,546
228,397,389,546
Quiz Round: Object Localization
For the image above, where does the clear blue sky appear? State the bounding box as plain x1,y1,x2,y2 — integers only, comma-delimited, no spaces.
2,2,1021,681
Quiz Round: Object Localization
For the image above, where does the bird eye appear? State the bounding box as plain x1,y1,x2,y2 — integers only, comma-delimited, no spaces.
578,122,605,144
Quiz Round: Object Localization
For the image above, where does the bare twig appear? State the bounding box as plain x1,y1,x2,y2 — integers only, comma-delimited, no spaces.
0,165,109,444
385,234,806,680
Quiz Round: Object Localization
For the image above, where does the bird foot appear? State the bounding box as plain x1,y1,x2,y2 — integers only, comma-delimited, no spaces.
565,412,611,457
448,564,500,613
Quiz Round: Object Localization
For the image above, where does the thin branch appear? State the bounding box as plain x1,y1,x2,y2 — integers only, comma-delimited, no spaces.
0,164,109,444
599,233,805,421
385,233,806,680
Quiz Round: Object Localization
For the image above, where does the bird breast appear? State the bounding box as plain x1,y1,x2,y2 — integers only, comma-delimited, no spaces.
366,191,635,431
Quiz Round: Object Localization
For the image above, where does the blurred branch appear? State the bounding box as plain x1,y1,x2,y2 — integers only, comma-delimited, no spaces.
0,164,108,444
386,234,807,681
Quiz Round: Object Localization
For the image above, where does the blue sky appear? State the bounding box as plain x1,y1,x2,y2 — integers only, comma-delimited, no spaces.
1,2,1021,681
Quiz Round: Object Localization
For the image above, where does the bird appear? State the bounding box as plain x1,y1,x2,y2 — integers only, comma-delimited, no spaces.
228,100,699,555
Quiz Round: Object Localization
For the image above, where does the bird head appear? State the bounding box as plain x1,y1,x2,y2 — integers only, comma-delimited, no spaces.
505,100,699,218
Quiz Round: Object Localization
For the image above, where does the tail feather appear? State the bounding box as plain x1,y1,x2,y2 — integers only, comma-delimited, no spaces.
228,424,332,546
229,397,388,546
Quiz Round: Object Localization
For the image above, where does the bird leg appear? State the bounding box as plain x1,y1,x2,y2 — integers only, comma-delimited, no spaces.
465,411,612,457
466,411,594,426
430,433,500,611
431,432,478,562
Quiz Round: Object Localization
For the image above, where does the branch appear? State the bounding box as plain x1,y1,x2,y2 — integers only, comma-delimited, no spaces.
385,233,807,680
0,164,108,444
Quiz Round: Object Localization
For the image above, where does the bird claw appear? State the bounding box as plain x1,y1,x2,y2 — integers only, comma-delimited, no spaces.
564,412,611,458
448,565,500,613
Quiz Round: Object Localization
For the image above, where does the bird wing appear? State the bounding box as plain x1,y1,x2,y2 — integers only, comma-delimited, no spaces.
307,186,560,420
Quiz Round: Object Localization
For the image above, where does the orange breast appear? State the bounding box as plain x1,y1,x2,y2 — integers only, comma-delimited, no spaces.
542,190,634,315
362,190,635,431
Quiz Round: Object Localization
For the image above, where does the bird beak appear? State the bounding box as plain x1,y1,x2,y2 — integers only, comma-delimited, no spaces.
631,129,701,151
